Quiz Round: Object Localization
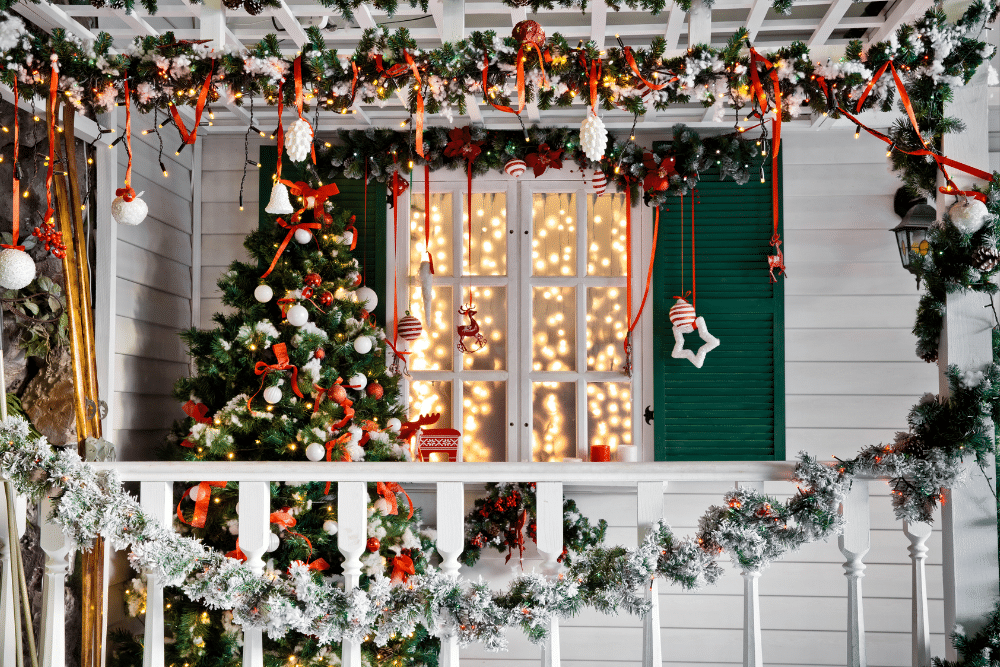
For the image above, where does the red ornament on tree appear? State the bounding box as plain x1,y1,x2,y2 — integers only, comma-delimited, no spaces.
328,385,347,403
366,383,384,400
525,143,564,177
314,348,325,360
642,152,677,192
318,290,334,306
303,273,322,287
366,537,380,552
512,20,545,46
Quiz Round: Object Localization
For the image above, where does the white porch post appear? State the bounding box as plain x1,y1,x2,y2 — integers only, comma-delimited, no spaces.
140,482,172,667
737,482,763,667
39,495,71,667
436,482,464,667
839,480,871,667
239,481,270,667
338,481,367,667
637,482,665,667
904,520,933,667
0,488,26,667
536,482,563,667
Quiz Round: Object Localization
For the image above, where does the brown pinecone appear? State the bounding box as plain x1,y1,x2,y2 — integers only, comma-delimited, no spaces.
223,0,243,8
972,245,999,272
243,0,264,14
919,348,938,364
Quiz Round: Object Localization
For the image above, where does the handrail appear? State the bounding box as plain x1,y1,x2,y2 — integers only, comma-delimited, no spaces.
90,460,802,483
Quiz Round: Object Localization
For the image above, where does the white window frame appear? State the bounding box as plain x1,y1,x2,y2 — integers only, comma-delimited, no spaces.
389,166,654,462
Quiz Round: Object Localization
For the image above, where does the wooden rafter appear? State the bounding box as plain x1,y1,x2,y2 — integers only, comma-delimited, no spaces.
808,0,853,47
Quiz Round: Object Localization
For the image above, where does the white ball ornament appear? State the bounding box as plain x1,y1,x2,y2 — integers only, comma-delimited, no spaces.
949,198,991,234
267,532,280,552
580,110,608,163
349,373,367,391
286,304,309,327
353,336,373,354
0,248,36,290
188,485,208,502
323,520,339,535
111,191,148,226
340,230,354,247
284,118,314,163
263,386,282,404
386,417,402,432
306,442,326,462
254,284,274,303
294,228,312,244
355,286,378,310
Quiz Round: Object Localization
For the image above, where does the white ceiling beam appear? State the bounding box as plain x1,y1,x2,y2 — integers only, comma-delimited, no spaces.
744,0,769,41
665,3,686,50
867,0,933,45
590,4,608,47
688,0,712,47
807,0,852,47
120,12,161,36
428,0,483,123
12,2,95,42
354,3,378,29
273,0,311,47
198,0,252,125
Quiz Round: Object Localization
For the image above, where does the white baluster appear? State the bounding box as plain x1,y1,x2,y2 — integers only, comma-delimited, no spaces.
239,481,270,667
637,482,665,667
39,495,71,667
338,481,367,667
436,482,464,667
737,481,763,667
139,482,171,667
0,485,27,667
839,480,871,667
904,521,932,667
535,482,563,667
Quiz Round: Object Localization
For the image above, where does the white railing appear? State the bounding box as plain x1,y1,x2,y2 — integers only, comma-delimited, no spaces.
1,461,940,667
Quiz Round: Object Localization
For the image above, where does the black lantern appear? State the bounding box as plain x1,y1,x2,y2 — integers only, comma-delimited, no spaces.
891,204,936,287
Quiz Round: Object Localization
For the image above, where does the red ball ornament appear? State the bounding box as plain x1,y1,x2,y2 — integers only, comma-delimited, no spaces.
367,537,381,552
319,290,334,306
314,348,326,360
366,383,384,400
328,385,347,403
304,273,322,287
512,20,545,46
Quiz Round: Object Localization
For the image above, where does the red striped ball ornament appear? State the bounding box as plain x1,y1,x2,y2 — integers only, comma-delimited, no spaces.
669,297,697,334
635,80,653,103
397,313,423,342
504,159,527,178
588,169,607,196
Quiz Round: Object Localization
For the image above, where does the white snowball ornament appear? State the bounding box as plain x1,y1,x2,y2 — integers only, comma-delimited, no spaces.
254,284,274,303
263,386,282,404
580,109,608,163
286,304,309,327
305,442,326,461
353,336,373,354
386,417,402,432
0,248,36,290
111,191,148,226
323,520,339,535
294,228,312,244
265,180,294,215
284,118,314,163
349,373,367,391
266,532,280,552
355,286,378,310
949,198,992,234
340,230,354,247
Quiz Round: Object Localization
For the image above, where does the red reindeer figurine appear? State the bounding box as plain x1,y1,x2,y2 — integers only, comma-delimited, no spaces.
456,304,487,353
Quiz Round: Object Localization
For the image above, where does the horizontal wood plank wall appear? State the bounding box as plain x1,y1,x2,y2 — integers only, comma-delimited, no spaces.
115,112,194,461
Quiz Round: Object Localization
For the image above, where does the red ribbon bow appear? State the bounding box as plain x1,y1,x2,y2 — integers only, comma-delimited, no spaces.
225,540,247,561
261,218,323,279
183,400,213,424
177,481,227,528
376,481,414,519
390,551,416,584
281,181,341,225
247,343,304,412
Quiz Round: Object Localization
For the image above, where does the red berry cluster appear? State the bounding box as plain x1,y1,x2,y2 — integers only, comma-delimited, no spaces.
32,223,66,259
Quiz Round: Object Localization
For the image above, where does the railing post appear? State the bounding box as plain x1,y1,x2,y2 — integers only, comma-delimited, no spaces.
736,481,763,667
839,480,871,667
536,482,563,667
904,521,932,667
0,487,26,667
436,481,464,667
338,481,367,667
637,481,665,667
139,482,172,667
40,495,72,667
239,481,269,667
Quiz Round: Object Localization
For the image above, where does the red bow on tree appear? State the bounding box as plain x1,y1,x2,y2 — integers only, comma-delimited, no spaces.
376,481,415,519
525,143,564,177
642,153,677,192
183,400,213,424
281,181,340,225
390,550,416,584
443,127,484,162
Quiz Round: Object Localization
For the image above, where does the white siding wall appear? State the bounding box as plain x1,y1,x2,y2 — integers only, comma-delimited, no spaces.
113,113,195,461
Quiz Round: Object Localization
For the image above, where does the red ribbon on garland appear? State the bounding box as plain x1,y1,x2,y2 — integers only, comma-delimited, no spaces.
292,55,317,164
622,47,675,91
260,217,322,278
116,79,138,202
42,58,59,226
376,481,415,519
177,481,227,528
482,43,549,117
4,77,22,251
168,60,215,148
748,46,784,280
247,342,304,411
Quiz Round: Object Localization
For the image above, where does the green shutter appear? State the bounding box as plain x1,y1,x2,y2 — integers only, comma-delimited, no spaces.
259,146,387,324
653,153,784,461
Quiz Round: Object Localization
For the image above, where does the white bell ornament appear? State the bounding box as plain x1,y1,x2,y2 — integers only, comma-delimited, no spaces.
286,304,309,327
254,284,274,303
355,286,378,310
265,180,295,215
284,118,314,163
0,248,36,290
305,442,326,461
111,191,148,226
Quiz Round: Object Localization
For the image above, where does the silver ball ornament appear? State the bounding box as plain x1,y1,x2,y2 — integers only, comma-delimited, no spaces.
349,373,367,391
294,228,313,244
949,198,991,234
355,286,378,310
386,417,402,432
323,520,339,535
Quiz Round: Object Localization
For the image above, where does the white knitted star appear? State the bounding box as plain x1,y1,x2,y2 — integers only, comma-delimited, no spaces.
671,316,720,368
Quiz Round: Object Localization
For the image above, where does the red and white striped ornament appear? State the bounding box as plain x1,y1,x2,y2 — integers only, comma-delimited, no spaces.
669,297,697,334
504,159,527,178
587,169,607,196
397,313,423,342
635,81,653,104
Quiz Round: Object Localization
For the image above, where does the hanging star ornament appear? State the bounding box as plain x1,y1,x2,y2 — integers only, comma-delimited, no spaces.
671,316,720,368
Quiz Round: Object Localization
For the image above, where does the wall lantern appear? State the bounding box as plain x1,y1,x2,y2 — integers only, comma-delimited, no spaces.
891,203,936,288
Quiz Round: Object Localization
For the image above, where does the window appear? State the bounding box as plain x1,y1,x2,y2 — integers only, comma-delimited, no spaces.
405,171,639,462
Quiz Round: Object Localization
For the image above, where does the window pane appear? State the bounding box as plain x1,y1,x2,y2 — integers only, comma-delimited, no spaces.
587,193,628,276
587,286,625,372
461,287,506,371
461,193,507,276
532,286,576,372
410,193,454,276
532,193,577,276
533,382,576,461
587,382,631,456
462,381,506,462
409,381,452,429
409,285,453,371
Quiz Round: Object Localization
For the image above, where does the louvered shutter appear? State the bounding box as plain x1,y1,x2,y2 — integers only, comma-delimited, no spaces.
653,154,785,461
259,146,387,324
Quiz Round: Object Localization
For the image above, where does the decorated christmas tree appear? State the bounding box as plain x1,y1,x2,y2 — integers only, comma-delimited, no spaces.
113,159,438,667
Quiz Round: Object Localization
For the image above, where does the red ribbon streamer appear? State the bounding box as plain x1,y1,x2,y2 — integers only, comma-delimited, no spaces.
115,79,137,201
293,55,317,164
623,47,673,91
177,481,227,528
4,78,22,251
183,400,212,424
748,47,784,278
588,58,601,112
247,342,304,411
261,217,322,279
482,44,548,116
625,200,659,342
404,51,424,158
43,59,59,226
376,481,415,519
424,164,434,273
168,60,215,147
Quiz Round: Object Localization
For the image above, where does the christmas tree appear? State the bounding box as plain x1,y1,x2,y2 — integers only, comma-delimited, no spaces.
113,160,438,667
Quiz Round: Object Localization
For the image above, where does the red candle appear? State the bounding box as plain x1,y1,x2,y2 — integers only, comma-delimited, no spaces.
590,444,611,462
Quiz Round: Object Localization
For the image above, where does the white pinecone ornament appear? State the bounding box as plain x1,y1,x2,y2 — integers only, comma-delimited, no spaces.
580,109,607,163
284,118,313,163
0,248,36,290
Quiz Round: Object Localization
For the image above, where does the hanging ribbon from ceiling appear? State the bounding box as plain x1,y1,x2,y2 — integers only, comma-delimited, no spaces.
293,55,317,164
622,181,660,378
748,46,784,281
4,78,22,252
115,79,138,202
168,60,214,154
